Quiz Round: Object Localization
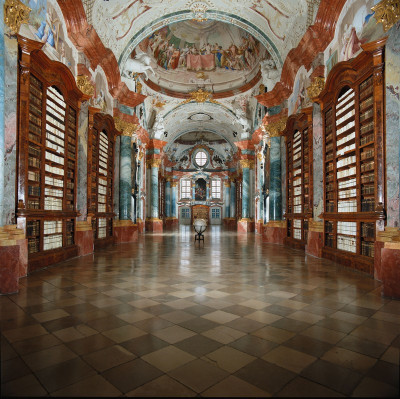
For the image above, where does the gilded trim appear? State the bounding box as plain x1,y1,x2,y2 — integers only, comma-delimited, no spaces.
4,0,31,34
372,0,400,32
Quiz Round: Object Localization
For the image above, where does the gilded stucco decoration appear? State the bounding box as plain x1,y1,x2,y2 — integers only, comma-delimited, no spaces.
306,77,325,101
146,158,162,168
263,117,288,137
183,88,215,104
76,75,95,97
114,117,138,137
372,0,400,32
239,159,254,169
4,0,31,34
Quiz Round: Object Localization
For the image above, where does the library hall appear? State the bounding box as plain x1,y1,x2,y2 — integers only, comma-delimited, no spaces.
0,0,400,396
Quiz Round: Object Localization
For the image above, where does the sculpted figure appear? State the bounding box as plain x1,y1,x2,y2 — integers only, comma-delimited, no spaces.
124,48,155,80
260,58,280,91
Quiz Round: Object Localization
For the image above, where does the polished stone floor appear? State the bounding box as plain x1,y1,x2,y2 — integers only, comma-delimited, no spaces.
1,226,399,397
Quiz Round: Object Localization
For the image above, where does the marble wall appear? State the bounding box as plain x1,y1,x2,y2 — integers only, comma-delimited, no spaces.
280,136,286,216
385,21,400,228
313,103,324,221
3,35,18,225
114,136,120,219
77,102,89,220
0,6,4,227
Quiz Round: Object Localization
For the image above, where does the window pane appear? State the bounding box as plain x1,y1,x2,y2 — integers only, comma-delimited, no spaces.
211,179,221,198
181,179,191,198
195,151,207,166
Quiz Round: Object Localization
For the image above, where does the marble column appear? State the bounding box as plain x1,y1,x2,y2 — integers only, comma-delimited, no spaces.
230,180,236,218
119,135,132,220
240,160,252,219
0,6,4,226
224,181,230,218
165,179,171,218
150,160,160,218
171,182,178,218
269,136,282,221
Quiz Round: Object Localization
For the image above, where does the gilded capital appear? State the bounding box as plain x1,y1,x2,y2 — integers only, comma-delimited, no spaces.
306,77,325,101
182,88,220,105
239,159,254,169
146,158,161,168
76,75,95,97
114,117,137,137
224,181,231,187
372,0,400,31
171,181,178,187
4,0,31,34
264,117,288,137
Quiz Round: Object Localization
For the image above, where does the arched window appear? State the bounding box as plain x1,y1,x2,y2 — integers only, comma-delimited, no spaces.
194,150,208,167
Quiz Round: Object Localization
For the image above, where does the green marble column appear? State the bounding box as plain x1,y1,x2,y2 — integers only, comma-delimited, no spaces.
119,135,132,220
269,136,282,221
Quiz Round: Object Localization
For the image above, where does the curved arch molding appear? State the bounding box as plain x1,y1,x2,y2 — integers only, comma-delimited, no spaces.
117,10,283,69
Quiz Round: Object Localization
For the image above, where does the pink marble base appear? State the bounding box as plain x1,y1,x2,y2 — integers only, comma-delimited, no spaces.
76,230,94,256
306,230,323,258
381,246,400,299
137,221,145,234
374,241,385,281
0,245,20,294
17,238,28,278
145,219,163,233
255,222,263,235
237,220,255,233
114,224,138,243
164,218,178,230
262,225,285,244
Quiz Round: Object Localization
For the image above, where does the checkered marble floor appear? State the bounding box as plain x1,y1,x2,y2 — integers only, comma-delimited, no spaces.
1,226,399,397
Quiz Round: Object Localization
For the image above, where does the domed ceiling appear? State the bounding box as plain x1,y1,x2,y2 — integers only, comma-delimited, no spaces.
134,20,267,94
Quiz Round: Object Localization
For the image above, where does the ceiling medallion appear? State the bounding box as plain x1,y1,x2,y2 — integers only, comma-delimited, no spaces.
187,0,211,22
372,0,400,32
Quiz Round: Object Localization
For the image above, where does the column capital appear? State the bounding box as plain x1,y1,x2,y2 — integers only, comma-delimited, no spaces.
171,181,178,187
224,181,231,187
114,117,138,137
239,159,255,169
146,158,162,168
263,117,288,137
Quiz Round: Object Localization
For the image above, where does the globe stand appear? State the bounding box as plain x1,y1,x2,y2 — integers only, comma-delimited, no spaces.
193,218,207,245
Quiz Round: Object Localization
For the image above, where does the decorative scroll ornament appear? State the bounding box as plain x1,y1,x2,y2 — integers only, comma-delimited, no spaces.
114,117,137,137
4,0,31,34
182,88,218,104
263,117,288,137
372,0,400,32
187,0,210,21
257,152,263,161
239,159,255,169
76,75,95,97
306,77,325,101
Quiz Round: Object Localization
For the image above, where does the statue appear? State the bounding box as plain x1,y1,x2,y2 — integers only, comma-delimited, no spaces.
123,48,155,80
232,100,251,134
260,58,280,91
94,89,107,112
152,112,165,138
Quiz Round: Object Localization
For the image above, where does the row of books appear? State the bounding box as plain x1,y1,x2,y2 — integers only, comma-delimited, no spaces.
43,234,63,251
337,155,356,168
337,221,357,235
45,151,64,165
338,199,357,212
337,166,356,179
44,220,63,234
338,178,356,189
337,235,357,253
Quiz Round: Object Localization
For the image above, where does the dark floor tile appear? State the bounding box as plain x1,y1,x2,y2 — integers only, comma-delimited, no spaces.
337,335,387,359
1,338,18,361
178,316,219,333
1,356,32,383
302,304,336,316
102,358,163,393
85,315,128,332
316,318,357,334
271,318,312,333
61,303,99,316
366,360,399,388
300,359,363,395
100,303,135,315
225,317,265,333
184,305,215,317
133,317,174,332
66,334,115,356
264,304,296,317
144,304,175,316
41,316,82,333
234,358,296,394
339,304,377,318
121,334,169,357
35,357,96,393
285,335,333,358
11,333,61,356
175,334,222,357
223,305,257,317
229,334,278,357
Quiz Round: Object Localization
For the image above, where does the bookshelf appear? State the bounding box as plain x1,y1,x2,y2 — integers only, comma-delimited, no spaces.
317,38,386,274
284,108,313,249
87,111,116,248
17,36,89,271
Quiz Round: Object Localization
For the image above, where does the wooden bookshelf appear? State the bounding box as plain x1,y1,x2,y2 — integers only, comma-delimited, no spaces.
87,111,116,248
317,38,386,274
284,108,313,249
17,35,89,271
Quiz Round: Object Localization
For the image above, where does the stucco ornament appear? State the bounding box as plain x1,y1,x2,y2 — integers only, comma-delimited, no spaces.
232,100,251,134
4,0,31,34
372,0,400,32
260,58,280,91
123,48,155,80
152,112,165,139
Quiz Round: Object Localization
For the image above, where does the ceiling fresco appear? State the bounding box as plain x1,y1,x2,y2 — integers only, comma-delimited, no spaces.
133,20,266,94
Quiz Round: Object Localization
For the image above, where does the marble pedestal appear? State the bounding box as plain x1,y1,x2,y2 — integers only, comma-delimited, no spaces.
114,220,138,243
305,221,323,258
145,218,163,233
223,218,236,230
137,218,145,233
380,243,400,299
255,219,263,235
75,220,94,256
262,221,286,244
237,218,255,233
164,217,178,230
